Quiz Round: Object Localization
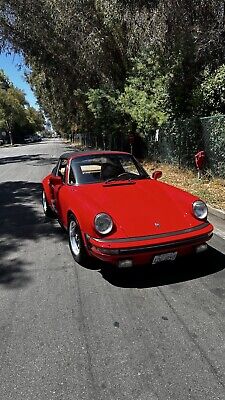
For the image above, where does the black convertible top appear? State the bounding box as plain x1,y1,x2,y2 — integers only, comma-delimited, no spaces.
59,150,128,160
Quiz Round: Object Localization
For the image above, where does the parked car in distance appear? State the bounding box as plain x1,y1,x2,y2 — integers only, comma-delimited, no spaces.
32,133,42,142
24,133,42,143
41,150,213,268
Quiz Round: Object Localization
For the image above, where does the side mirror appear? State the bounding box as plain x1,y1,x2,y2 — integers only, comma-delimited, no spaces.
49,175,63,185
152,170,162,180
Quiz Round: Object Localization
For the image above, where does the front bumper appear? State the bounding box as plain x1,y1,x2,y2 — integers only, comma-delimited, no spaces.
84,222,213,266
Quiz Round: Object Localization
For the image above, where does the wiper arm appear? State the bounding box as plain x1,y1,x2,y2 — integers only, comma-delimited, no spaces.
104,176,134,184
104,177,119,183
104,172,134,183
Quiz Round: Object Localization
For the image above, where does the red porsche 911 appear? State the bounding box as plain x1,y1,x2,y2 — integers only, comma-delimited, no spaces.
41,150,213,267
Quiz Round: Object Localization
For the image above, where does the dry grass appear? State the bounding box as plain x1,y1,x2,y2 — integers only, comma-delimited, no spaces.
143,161,225,211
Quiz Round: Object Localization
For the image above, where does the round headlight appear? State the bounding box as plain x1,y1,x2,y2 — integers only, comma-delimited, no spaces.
94,213,113,235
193,200,208,220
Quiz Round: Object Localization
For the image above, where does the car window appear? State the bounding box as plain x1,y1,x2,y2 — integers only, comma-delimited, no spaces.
51,166,57,175
57,159,67,182
118,158,140,176
71,154,149,184
73,162,102,184
68,166,76,184
80,164,101,174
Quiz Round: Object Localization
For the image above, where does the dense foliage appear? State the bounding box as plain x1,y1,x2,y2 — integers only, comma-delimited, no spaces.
0,70,44,144
0,1,225,142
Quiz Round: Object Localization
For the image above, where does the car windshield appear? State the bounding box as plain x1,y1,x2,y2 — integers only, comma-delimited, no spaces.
70,153,149,185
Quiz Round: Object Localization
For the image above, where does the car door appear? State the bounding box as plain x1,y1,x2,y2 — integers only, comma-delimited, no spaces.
50,158,67,214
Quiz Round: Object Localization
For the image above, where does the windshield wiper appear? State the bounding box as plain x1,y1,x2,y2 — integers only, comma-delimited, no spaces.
104,175,137,184
105,172,148,183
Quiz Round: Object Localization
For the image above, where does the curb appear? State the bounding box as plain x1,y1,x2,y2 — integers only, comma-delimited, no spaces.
208,205,225,220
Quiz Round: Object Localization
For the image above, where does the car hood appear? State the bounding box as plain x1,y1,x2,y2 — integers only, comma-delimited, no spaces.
77,179,202,237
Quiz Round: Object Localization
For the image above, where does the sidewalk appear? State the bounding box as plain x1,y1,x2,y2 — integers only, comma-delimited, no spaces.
208,205,225,220
208,206,225,240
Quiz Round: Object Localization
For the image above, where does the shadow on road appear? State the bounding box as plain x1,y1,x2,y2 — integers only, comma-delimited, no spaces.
0,180,66,288
0,260,32,288
0,153,59,167
99,246,225,288
0,154,46,165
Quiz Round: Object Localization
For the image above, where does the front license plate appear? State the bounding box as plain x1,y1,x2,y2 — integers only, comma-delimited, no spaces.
152,252,177,265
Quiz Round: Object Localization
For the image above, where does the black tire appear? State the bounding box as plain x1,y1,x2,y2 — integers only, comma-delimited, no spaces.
68,215,87,264
42,190,55,218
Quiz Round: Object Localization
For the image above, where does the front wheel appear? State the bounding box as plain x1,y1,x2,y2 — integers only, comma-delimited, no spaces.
68,215,87,264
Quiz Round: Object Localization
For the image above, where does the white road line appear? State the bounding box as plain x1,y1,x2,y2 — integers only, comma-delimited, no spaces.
213,228,225,240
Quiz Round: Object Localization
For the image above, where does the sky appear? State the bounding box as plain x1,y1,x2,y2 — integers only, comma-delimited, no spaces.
0,51,39,109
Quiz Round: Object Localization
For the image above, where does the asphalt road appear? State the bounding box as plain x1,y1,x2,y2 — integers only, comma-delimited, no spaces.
0,140,225,400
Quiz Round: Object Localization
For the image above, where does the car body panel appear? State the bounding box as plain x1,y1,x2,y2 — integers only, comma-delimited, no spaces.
42,150,213,266
63,179,202,238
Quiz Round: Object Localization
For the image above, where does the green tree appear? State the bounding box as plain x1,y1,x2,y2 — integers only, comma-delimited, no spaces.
193,65,225,116
118,51,169,134
0,0,225,140
0,69,44,144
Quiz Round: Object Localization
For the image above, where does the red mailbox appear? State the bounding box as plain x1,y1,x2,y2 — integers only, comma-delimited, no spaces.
195,150,205,179
195,150,205,170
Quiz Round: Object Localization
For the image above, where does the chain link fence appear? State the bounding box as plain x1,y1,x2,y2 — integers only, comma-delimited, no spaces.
147,115,225,178
147,117,202,168
200,115,225,177
81,115,225,178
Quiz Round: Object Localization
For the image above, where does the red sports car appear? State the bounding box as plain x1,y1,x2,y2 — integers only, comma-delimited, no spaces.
42,150,213,267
